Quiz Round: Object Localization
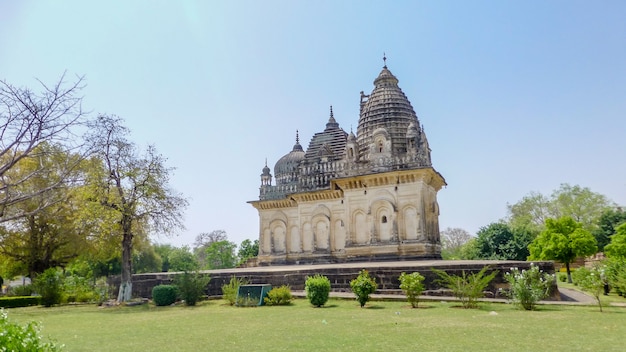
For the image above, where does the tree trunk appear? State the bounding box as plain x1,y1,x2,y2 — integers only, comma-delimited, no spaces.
566,262,572,284
117,219,133,302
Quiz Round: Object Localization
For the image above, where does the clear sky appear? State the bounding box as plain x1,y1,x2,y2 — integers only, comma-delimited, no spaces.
2,1,625,247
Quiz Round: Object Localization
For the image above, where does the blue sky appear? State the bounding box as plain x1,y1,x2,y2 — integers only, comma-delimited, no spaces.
2,1,625,247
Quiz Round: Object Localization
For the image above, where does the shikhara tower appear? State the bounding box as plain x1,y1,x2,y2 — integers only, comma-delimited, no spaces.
249,60,446,265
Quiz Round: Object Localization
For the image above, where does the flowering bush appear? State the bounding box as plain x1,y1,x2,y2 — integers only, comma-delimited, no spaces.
574,266,606,312
504,264,555,310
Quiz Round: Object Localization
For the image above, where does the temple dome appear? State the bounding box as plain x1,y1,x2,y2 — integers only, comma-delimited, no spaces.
303,106,347,162
357,66,420,160
274,135,305,185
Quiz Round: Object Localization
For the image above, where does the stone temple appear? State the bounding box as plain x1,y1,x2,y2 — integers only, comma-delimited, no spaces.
249,61,446,265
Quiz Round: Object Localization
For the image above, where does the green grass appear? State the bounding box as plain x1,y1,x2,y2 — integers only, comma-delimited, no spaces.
5,298,626,352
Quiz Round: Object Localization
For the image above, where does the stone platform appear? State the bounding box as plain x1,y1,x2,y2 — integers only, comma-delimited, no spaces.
118,260,557,300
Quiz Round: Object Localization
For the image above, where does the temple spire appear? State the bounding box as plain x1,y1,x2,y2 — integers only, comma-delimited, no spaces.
383,52,387,68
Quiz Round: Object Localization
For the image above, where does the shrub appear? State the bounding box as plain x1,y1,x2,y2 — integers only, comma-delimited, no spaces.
575,266,606,312
350,269,377,308
175,271,210,306
8,283,34,297
399,272,425,308
432,266,497,309
305,274,331,307
0,296,41,308
222,276,249,306
504,264,555,310
152,285,177,306
264,285,293,306
63,274,96,303
605,258,626,296
0,309,63,351
34,268,63,307
558,273,567,282
94,277,111,305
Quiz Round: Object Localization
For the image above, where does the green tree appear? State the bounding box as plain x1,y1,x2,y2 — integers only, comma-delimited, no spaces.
507,184,613,235
193,230,227,267
593,208,626,251
132,242,163,274
507,191,553,234
238,239,259,264
604,223,626,259
168,246,199,272
529,216,597,283
0,144,92,277
440,227,473,260
474,222,533,260
154,244,174,272
204,240,237,269
86,115,188,302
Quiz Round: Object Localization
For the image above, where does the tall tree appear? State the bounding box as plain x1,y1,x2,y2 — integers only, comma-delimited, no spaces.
551,184,613,233
604,223,626,259
86,115,188,301
1,73,86,223
204,240,237,269
440,227,473,260
193,230,227,267
0,143,90,277
593,207,626,251
507,184,613,235
529,216,597,283
168,246,199,272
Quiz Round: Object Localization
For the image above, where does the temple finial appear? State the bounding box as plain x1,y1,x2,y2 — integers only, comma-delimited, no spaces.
265,158,267,166
383,52,387,68
296,130,299,144
330,105,334,118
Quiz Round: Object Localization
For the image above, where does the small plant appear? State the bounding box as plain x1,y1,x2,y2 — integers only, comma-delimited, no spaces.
8,283,34,297
175,271,210,306
605,258,626,296
399,272,425,308
152,285,177,306
432,266,497,309
558,273,567,282
504,264,555,310
305,274,331,307
350,269,377,308
34,268,63,307
0,309,64,351
264,285,293,306
575,266,606,312
94,277,111,305
222,276,249,306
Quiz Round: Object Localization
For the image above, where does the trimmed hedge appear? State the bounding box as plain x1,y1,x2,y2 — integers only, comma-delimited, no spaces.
0,296,41,308
152,285,177,306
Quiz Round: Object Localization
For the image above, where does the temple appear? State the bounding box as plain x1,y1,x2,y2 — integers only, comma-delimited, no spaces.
249,60,446,265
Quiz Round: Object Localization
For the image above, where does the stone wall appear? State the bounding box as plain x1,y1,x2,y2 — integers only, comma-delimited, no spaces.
109,260,557,300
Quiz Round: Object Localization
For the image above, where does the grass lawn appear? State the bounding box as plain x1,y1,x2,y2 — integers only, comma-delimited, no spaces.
5,297,626,352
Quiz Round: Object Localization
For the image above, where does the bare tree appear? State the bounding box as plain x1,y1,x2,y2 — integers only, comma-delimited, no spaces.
87,115,188,302
0,73,86,222
440,227,473,259
193,230,228,268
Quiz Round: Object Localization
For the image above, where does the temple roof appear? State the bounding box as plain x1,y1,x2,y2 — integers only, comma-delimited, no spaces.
303,106,347,162
357,65,420,159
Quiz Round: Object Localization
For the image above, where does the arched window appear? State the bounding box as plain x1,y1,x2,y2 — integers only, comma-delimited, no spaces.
381,215,387,223
378,141,383,153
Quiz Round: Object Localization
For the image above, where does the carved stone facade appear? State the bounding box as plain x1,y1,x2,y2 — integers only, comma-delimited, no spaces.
249,62,446,265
